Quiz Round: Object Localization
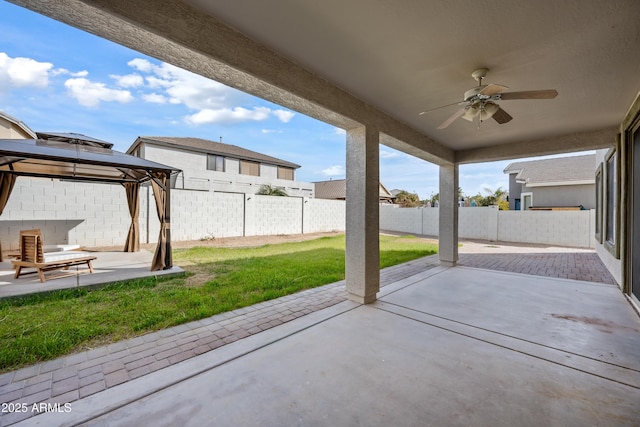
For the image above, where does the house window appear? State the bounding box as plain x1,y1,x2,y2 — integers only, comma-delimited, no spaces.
240,160,260,176
278,166,294,180
604,147,619,258
595,163,603,243
207,155,225,172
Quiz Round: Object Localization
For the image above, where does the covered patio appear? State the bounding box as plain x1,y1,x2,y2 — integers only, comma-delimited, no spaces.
10,0,639,307
10,265,639,426
3,1,640,425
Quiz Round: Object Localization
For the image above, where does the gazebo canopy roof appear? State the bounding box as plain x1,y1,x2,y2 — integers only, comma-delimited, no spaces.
0,138,180,184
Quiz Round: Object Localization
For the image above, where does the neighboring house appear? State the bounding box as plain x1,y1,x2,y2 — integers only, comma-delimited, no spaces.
127,136,313,197
503,154,596,210
314,179,395,204
0,111,37,139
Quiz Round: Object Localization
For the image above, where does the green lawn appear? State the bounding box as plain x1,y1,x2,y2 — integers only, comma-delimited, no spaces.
0,234,437,372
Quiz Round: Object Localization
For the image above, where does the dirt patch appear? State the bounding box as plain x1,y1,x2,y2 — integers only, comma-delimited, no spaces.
88,231,344,252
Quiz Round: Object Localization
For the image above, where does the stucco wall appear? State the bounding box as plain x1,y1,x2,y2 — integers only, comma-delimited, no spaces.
593,148,622,286
508,174,522,210
0,118,34,139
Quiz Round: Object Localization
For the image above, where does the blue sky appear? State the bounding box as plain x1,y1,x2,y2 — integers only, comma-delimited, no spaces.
0,2,590,199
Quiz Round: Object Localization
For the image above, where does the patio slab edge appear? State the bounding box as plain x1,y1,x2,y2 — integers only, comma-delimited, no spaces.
13,299,361,427
0,266,185,301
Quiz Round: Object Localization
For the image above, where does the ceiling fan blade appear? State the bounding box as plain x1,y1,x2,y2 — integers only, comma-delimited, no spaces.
479,84,509,96
492,107,513,124
419,101,463,115
500,89,558,100
437,108,466,129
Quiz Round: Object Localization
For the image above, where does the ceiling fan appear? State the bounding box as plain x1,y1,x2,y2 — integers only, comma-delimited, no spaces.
420,68,558,129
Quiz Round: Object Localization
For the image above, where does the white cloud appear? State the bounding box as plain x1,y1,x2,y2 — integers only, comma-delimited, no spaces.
127,58,153,73
334,127,346,136
0,52,52,90
145,76,172,89
380,150,400,159
185,106,271,125
51,68,88,77
261,129,283,134
143,93,168,104
272,109,295,123
321,165,345,176
126,57,298,125
111,73,144,88
64,78,134,107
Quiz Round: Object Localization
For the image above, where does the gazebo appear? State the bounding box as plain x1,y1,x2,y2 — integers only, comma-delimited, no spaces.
0,136,180,271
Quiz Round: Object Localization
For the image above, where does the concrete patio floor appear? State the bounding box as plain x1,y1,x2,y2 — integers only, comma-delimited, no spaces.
0,250,184,299
8,265,639,426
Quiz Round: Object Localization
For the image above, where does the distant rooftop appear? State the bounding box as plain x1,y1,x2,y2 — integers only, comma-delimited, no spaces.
0,111,37,139
504,154,596,186
130,136,300,169
313,178,395,201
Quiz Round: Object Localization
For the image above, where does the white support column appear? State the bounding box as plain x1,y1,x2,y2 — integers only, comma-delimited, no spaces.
346,126,380,304
439,164,459,267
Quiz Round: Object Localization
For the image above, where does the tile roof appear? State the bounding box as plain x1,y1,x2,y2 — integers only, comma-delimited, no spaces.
132,136,300,169
503,154,596,185
313,179,395,200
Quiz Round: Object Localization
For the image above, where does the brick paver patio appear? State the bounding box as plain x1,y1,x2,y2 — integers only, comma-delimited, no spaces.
0,248,617,426
458,252,617,285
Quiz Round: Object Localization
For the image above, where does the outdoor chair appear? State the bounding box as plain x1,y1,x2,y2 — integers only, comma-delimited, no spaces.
12,229,97,282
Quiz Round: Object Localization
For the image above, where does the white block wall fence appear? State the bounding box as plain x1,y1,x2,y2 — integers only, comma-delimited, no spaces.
1,178,594,250
0,179,346,250
380,205,596,248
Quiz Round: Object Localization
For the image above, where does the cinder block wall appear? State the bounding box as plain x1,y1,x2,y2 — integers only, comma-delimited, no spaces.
1,179,346,248
0,179,135,250
380,205,595,248
244,195,303,236
1,179,594,249
304,198,345,233
497,210,594,248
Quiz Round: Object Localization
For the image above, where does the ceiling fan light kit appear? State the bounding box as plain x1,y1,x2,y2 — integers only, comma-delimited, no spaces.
421,68,558,129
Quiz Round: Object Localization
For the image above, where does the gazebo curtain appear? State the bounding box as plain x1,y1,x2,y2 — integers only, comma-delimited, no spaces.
0,172,17,262
150,172,172,271
123,182,140,252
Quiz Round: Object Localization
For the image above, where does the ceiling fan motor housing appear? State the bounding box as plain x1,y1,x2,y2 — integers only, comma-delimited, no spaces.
464,86,491,102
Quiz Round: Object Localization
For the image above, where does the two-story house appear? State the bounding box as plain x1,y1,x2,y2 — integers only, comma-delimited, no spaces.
127,136,313,197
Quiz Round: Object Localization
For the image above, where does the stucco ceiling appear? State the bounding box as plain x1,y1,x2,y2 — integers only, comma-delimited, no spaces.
8,0,640,163
182,0,640,151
